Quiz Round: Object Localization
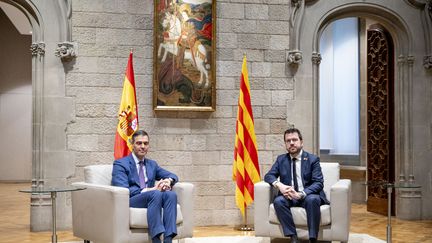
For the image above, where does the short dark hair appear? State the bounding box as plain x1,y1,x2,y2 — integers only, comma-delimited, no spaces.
284,128,303,141
132,130,149,143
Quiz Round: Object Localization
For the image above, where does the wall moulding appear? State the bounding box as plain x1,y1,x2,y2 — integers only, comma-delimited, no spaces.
406,0,432,69
424,0,432,68
287,0,321,77
55,41,77,62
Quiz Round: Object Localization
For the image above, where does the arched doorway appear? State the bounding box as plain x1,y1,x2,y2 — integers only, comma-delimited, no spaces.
313,6,416,218
318,17,397,216
286,0,428,219
0,1,32,181
0,0,77,230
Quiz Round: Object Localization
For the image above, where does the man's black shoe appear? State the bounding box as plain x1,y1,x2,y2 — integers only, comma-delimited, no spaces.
290,235,299,243
309,238,317,243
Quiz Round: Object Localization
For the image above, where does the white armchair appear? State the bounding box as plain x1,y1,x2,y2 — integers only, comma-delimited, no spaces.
254,162,351,242
72,164,194,243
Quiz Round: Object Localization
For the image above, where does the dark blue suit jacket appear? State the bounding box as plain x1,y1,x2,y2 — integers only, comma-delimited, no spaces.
264,151,329,204
111,154,178,198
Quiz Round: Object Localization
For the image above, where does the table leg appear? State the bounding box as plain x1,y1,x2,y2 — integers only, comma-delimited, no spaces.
387,186,392,243
51,191,57,243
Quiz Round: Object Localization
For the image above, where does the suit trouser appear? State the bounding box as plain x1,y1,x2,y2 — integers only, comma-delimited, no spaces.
273,194,322,239
130,190,178,239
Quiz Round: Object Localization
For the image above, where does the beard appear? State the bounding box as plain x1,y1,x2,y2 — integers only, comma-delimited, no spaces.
288,146,301,156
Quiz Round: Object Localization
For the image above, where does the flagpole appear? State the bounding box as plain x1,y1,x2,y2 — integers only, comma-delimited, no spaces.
233,54,259,232
238,206,253,231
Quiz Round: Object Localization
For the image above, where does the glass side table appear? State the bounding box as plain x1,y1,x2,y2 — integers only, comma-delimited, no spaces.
19,186,86,243
366,181,421,243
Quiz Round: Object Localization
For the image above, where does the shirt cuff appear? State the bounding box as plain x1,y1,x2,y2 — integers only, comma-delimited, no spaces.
272,181,279,188
300,191,307,199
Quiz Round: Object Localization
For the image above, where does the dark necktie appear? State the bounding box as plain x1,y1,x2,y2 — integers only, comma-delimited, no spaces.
138,160,146,189
292,158,299,192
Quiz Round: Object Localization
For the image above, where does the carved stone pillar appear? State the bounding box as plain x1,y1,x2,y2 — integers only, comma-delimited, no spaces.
27,0,77,231
406,55,415,183
311,52,321,153
29,41,50,231
30,41,46,188
397,55,406,182
395,55,422,220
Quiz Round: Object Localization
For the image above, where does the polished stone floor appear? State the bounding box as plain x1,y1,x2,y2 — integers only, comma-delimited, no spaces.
1,183,431,243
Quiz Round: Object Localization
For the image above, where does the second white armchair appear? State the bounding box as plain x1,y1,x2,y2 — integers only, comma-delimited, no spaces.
254,162,351,242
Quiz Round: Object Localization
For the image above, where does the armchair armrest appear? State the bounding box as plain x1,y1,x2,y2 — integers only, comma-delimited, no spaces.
72,182,130,243
172,182,194,237
329,179,352,241
254,181,272,236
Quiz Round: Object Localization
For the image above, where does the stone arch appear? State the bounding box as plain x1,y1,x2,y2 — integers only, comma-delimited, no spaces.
2,0,44,39
0,0,45,182
285,0,429,219
310,3,414,184
1,0,76,230
312,4,412,55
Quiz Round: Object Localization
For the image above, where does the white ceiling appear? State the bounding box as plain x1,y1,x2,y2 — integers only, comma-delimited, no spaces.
0,2,32,35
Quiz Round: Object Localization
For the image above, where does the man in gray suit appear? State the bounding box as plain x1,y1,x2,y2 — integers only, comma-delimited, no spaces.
264,128,329,243
112,130,178,243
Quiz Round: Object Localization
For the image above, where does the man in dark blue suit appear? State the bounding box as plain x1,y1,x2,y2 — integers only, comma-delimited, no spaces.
264,128,329,243
112,130,179,243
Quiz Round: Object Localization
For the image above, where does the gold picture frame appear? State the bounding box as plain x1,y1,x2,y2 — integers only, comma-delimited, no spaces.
153,0,216,111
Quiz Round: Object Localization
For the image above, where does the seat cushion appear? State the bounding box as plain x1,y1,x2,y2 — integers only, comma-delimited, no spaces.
269,203,331,226
130,204,183,228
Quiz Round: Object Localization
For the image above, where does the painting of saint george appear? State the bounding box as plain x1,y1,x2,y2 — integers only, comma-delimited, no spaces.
153,0,216,111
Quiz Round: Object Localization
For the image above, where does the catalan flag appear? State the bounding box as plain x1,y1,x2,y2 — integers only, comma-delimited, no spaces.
114,52,139,159
232,56,260,216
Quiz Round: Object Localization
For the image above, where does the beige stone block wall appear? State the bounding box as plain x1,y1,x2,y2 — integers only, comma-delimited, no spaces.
67,0,293,226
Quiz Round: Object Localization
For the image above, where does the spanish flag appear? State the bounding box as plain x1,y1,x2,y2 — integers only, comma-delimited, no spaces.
114,52,139,159
232,56,261,216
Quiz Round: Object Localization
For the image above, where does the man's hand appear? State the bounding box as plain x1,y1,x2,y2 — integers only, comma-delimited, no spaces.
156,179,172,191
288,190,302,200
276,182,301,200
276,182,293,199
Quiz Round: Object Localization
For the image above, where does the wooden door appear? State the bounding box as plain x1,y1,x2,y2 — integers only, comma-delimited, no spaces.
366,24,395,216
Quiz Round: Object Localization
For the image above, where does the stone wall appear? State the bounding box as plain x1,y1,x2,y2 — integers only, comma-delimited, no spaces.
66,0,432,225
67,0,293,226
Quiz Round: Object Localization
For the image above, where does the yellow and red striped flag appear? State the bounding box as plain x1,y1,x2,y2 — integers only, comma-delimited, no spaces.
232,56,261,216
114,52,139,159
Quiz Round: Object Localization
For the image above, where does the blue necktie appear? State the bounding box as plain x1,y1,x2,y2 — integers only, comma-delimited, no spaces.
138,161,146,189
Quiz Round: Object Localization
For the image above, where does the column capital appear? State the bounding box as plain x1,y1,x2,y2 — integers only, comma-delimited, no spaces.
31,42,45,56
312,52,321,65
